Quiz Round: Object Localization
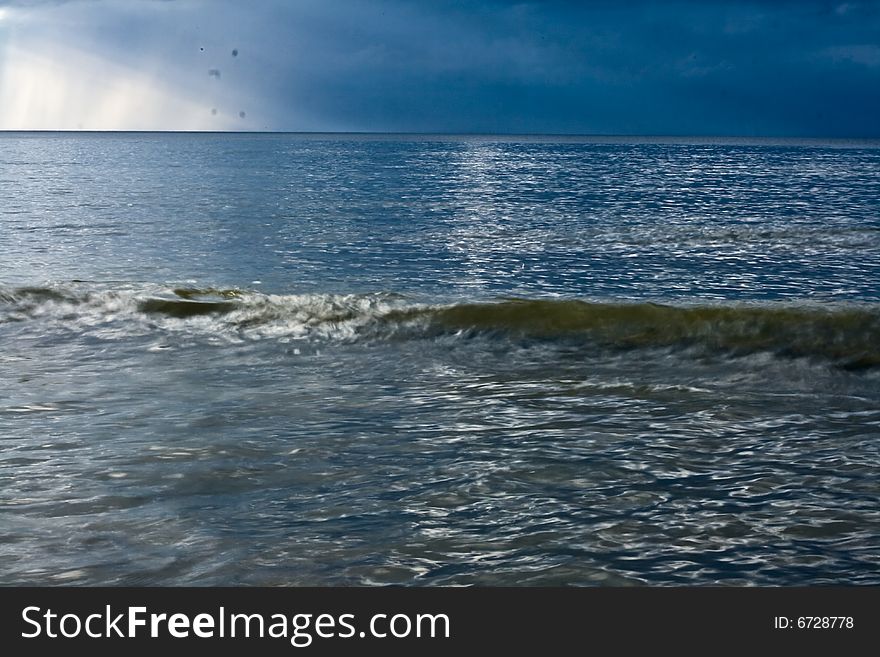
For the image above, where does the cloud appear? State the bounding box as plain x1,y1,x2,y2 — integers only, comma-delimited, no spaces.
254,0,880,135
822,44,880,67
0,43,232,130
0,0,878,135
0,0,281,130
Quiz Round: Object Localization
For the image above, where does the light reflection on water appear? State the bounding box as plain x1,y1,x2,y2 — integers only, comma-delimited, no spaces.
2,327,877,586
1,134,879,585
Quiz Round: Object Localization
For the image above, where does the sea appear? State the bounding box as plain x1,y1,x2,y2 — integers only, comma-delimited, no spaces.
1,132,878,586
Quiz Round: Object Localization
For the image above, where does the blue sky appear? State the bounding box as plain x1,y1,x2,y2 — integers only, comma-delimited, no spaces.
0,0,878,135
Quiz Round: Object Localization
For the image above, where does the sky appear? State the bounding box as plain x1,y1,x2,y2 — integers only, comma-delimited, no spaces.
0,0,878,136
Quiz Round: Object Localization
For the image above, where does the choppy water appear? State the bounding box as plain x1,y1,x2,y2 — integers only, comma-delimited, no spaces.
1,133,879,585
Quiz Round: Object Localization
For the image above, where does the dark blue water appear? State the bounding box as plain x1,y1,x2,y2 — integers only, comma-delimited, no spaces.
1,133,879,585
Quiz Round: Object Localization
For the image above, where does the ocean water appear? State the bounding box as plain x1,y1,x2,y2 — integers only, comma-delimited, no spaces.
1,132,879,586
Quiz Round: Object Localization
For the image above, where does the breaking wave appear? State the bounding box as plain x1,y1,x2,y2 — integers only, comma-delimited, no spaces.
2,285,878,368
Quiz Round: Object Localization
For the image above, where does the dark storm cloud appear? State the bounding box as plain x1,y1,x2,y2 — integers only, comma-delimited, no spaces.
257,0,880,136
2,0,879,135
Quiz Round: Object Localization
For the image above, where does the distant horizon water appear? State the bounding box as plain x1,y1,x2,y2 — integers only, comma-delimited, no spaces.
2,130,880,144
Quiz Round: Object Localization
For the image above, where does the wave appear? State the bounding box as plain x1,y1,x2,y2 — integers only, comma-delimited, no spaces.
0,285,408,342
394,299,880,369
2,285,878,368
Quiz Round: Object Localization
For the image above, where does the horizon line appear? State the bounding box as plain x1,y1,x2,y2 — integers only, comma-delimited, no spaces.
1,129,879,143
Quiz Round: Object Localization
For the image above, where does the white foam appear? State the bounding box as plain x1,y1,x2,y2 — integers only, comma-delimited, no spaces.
0,283,420,345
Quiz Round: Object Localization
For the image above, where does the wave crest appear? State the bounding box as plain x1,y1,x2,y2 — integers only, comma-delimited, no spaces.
2,285,878,368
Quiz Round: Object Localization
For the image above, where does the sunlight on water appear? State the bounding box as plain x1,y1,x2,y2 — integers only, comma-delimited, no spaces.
1,134,879,585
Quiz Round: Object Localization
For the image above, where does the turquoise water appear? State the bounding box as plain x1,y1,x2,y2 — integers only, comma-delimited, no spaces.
1,133,879,585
